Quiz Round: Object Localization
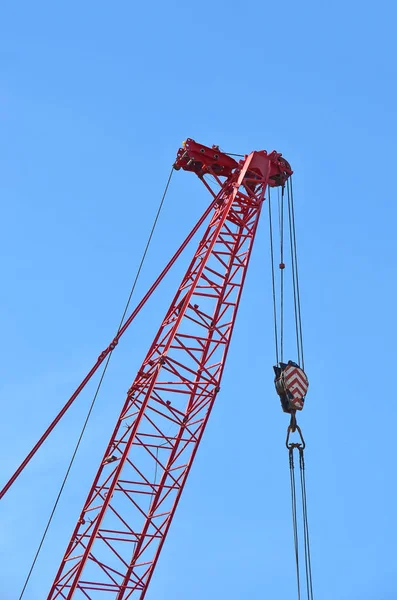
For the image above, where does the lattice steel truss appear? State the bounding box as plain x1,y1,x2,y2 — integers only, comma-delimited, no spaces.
47,140,292,598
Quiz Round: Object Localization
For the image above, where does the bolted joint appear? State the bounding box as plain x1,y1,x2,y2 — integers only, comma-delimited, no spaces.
109,338,119,351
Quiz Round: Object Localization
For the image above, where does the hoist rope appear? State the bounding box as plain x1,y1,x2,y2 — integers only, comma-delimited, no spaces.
287,180,302,367
18,167,174,599
299,449,314,599
268,188,279,364
288,178,305,369
268,172,311,598
288,444,314,600
289,448,301,600
269,177,305,370
279,187,285,363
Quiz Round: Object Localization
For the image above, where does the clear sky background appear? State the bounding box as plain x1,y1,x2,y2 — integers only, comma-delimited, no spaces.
1,1,397,598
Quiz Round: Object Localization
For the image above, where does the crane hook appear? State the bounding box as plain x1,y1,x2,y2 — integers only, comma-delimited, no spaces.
286,414,305,450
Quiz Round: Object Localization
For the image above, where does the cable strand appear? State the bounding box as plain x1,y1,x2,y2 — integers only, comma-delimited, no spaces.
288,177,305,369
289,448,301,600
268,188,279,364
287,182,302,366
299,449,314,599
280,186,285,363
19,167,174,599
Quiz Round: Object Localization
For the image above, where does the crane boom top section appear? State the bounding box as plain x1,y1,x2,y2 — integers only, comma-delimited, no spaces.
174,138,292,187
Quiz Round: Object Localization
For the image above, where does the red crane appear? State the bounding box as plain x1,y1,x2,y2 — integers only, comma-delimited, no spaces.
3,139,295,598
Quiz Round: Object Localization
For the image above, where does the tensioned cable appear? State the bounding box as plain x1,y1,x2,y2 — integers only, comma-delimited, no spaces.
287,182,302,366
283,172,311,598
299,449,314,599
288,177,305,369
19,167,174,599
279,186,285,363
278,186,282,234
289,448,301,600
288,444,314,600
268,187,279,364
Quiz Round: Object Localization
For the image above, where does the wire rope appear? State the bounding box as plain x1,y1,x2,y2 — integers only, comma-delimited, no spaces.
287,182,302,366
288,177,305,369
268,187,279,364
18,167,174,599
299,449,314,599
289,448,301,600
279,186,285,363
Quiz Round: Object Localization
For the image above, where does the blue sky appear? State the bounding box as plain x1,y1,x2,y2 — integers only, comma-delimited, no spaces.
1,0,397,598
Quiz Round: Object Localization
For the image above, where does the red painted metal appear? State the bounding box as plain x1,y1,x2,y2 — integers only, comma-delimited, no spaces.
0,198,218,501
275,362,309,412
46,142,292,598
174,138,239,177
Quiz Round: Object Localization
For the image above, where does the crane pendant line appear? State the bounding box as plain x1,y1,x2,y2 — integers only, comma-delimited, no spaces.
0,182,218,502
47,143,292,599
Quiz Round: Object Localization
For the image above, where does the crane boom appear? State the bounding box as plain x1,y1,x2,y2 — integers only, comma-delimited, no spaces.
47,141,292,599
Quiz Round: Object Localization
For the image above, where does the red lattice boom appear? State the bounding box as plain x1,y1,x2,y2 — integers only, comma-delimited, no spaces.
47,143,291,599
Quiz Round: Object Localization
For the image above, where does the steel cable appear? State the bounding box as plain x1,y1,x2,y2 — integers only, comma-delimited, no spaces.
299,449,314,599
287,182,302,366
268,188,279,364
289,448,301,600
279,186,285,363
288,445,314,600
288,177,305,369
19,167,174,599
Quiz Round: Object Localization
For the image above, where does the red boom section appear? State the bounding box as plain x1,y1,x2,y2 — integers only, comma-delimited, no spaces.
48,147,288,599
